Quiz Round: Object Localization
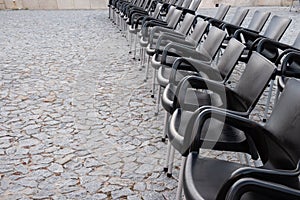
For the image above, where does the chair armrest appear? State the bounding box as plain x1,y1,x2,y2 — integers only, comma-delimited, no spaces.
233,29,262,44
154,33,188,50
225,177,300,200
142,20,169,37
161,43,197,65
149,27,184,45
168,57,207,84
173,76,228,110
208,18,225,28
195,14,210,21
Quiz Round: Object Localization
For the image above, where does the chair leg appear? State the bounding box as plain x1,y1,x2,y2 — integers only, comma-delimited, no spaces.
167,145,175,177
139,48,144,70
155,86,161,115
274,87,280,104
133,33,137,59
164,139,172,172
162,112,170,142
175,157,187,200
263,80,274,122
151,68,157,98
129,32,132,54
144,55,150,82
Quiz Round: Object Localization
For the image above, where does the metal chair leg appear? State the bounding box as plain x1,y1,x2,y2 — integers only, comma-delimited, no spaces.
144,55,150,82
175,157,187,200
155,86,161,115
133,33,137,59
167,145,175,177
263,79,274,122
151,68,157,98
164,140,172,172
162,112,170,142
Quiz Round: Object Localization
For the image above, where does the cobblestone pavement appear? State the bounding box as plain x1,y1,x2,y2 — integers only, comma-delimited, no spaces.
0,7,299,200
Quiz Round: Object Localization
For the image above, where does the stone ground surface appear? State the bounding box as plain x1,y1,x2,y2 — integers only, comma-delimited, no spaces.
0,6,299,200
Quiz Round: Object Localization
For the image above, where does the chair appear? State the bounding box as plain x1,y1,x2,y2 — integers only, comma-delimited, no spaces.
160,38,245,141
166,52,276,199
234,15,292,62
208,7,249,29
151,26,226,111
144,17,209,81
256,33,300,121
139,12,196,70
183,78,300,200
132,5,183,59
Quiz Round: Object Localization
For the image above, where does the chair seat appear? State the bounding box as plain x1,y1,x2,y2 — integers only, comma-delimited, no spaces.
170,109,247,153
184,154,277,200
157,65,198,88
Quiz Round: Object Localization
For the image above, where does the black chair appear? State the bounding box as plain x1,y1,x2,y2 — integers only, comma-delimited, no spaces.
160,38,245,141
144,18,209,82
166,52,276,198
183,78,300,200
139,12,196,70
256,33,300,121
151,26,226,108
234,15,292,62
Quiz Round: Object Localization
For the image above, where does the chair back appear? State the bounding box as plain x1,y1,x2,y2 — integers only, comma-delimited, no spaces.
198,26,227,61
263,15,292,41
229,7,249,26
233,52,276,110
247,10,271,32
175,0,184,7
166,7,183,28
188,0,202,11
186,19,209,45
181,0,192,9
217,38,245,79
265,78,300,169
214,4,231,21
152,2,163,18
178,13,195,35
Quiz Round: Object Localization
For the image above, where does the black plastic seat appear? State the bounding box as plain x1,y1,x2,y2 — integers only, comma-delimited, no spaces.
183,78,300,200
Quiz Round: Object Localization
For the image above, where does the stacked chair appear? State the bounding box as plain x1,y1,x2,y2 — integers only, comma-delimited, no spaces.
107,3,300,199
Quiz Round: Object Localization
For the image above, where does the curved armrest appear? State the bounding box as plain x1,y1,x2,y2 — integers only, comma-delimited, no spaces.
233,29,262,44
182,8,196,15
168,57,205,84
225,177,300,200
195,14,210,21
154,33,188,49
174,76,228,109
130,13,147,27
208,18,225,28
161,42,197,65
142,20,169,37
169,57,222,84
149,26,183,45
